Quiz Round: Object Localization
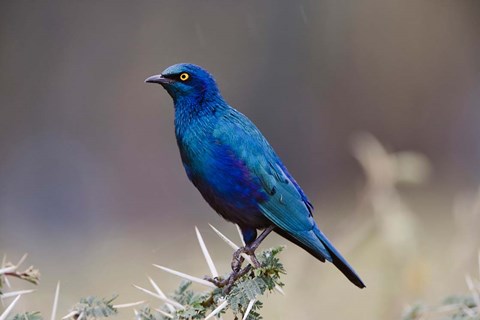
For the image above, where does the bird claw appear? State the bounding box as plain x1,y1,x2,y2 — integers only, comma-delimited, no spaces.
231,250,244,272
204,246,261,294
232,246,261,270
208,227,276,293
204,275,226,287
204,265,253,294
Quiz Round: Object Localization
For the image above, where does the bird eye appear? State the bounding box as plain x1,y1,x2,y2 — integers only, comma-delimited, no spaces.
179,73,189,81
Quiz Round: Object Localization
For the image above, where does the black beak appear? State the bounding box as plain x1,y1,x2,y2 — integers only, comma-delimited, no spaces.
145,74,173,85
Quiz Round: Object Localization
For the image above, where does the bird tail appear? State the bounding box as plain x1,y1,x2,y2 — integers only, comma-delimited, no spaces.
313,227,366,289
274,227,366,288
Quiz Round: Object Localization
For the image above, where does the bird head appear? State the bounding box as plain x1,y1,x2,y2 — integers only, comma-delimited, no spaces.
145,63,219,103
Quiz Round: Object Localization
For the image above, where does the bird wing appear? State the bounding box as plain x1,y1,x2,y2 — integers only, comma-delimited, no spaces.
214,109,332,261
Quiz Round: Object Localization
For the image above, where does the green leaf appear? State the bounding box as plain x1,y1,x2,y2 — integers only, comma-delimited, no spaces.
66,295,118,319
8,312,43,320
135,307,163,320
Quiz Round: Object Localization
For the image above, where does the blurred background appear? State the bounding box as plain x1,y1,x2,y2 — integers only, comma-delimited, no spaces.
1,1,480,319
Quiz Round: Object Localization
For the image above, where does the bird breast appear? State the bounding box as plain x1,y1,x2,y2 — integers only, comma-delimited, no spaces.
176,127,269,226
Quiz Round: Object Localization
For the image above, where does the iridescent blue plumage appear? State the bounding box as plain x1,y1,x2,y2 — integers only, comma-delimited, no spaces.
146,63,365,288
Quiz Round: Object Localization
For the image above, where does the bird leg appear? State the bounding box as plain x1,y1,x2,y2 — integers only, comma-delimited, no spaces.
247,225,276,253
205,225,276,292
232,225,276,269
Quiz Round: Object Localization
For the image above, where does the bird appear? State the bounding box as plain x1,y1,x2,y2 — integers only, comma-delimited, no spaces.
145,63,365,289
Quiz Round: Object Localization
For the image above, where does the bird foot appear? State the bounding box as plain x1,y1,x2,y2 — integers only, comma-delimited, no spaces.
204,245,258,289
206,226,277,293
232,246,261,271
204,275,227,287
205,261,255,294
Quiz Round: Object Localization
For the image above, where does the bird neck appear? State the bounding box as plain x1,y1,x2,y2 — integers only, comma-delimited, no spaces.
173,92,228,138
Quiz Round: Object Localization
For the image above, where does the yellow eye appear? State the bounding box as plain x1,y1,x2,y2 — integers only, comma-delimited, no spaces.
179,73,189,81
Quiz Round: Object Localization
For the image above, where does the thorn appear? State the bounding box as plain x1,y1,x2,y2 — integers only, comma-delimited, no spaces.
209,224,240,250
0,289,36,299
0,295,22,320
242,299,256,320
478,250,480,279
465,274,480,312
236,225,246,246
133,284,184,309
3,273,11,288
205,300,228,319
62,311,78,319
195,226,219,278
274,285,285,295
51,282,60,320
208,225,253,265
113,301,145,308
148,277,175,312
0,266,16,275
153,264,216,288
0,255,11,288
15,254,28,269
156,309,174,319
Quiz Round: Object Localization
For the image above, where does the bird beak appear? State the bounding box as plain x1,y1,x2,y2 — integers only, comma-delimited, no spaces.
145,74,173,85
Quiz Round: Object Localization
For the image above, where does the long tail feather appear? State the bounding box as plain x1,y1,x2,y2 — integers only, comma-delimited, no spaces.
314,228,366,289
275,227,365,288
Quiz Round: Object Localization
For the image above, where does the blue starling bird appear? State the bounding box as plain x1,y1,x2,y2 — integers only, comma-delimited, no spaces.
146,63,365,289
